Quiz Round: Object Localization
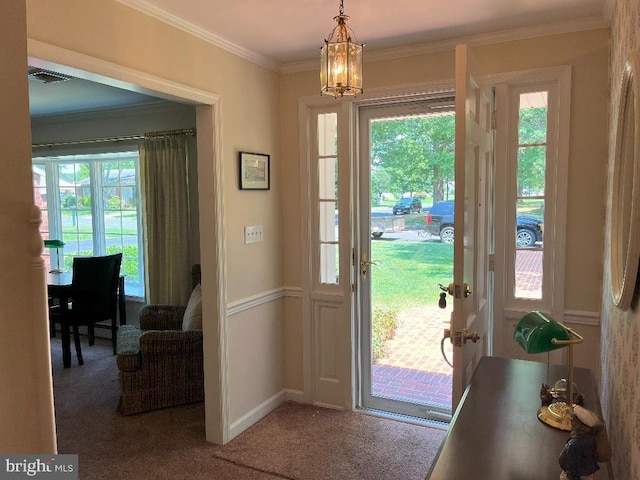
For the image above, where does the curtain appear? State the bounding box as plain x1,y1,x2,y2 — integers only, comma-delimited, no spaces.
140,136,191,305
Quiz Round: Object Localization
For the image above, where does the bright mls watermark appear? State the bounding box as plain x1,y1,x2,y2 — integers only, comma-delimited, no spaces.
0,455,77,479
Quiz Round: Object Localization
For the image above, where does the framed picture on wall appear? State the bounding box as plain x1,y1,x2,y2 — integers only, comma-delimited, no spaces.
239,151,270,190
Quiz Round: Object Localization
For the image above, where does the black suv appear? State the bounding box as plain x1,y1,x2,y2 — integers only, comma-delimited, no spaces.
425,200,544,247
393,197,423,215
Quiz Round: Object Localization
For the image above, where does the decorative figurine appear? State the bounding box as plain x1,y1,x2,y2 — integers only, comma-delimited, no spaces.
540,383,553,406
558,405,600,480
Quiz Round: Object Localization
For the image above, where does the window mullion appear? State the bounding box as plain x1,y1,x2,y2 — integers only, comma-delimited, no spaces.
91,162,106,255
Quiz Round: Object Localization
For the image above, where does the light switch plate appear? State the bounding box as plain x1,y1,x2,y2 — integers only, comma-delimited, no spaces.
244,225,264,244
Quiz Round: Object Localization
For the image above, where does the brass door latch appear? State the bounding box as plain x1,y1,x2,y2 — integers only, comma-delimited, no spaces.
438,282,471,300
360,252,380,280
443,326,480,348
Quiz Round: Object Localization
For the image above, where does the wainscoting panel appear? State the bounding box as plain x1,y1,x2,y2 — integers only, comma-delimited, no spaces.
313,301,345,408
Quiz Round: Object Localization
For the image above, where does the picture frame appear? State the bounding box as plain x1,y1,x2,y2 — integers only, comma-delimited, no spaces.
239,151,270,190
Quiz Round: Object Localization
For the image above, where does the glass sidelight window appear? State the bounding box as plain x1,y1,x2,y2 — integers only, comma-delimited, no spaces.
316,112,340,285
497,69,569,316
514,91,547,299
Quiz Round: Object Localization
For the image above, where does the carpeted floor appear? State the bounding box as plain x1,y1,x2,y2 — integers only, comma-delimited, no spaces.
51,337,446,479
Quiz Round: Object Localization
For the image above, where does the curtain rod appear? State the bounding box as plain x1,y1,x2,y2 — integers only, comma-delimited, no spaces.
32,128,196,148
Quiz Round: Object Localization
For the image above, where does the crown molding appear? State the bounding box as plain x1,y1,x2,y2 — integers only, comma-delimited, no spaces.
115,0,280,72
116,1,608,76
282,15,610,74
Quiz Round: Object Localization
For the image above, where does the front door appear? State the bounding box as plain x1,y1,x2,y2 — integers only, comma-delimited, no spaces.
358,97,456,422
355,45,492,419
450,44,492,409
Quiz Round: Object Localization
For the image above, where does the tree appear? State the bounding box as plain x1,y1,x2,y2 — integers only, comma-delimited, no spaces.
517,107,547,196
371,167,391,204
368,106,547,205
370,113,455,203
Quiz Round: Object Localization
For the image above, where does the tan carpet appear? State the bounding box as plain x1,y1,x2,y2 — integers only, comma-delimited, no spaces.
51,337,446,479
213,402,445,480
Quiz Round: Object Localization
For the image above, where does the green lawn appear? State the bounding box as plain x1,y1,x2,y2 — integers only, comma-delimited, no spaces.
370,239,453,361
371,240,453,310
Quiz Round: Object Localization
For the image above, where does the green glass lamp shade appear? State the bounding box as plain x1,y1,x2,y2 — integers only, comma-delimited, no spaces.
44,239,65,248
513,311,570,354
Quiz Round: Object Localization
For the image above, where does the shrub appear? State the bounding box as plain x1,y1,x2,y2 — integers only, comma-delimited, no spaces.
107,195,122,209
372,307,399,363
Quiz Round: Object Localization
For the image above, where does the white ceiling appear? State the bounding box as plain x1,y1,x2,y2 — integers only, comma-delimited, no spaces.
119,0,609,64
29,0,610,117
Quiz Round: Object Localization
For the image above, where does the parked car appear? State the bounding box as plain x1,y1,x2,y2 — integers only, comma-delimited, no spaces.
425,200,543,247
392,197,423,215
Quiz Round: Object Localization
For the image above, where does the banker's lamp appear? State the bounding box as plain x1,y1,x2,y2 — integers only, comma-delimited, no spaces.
44,239,65,273
513,311,584,431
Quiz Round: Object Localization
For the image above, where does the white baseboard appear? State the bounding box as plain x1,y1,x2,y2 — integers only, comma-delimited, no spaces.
285,388,305,403
228,390,287,441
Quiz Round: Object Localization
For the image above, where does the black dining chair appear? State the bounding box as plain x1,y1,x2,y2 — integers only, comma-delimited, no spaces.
49,253,122,368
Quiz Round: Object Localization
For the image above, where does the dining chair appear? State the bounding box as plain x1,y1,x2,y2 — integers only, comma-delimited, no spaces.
49,253,123,368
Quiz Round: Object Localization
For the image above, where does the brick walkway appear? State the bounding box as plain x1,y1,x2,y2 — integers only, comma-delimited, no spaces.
372,306,454,408
370,249,542,410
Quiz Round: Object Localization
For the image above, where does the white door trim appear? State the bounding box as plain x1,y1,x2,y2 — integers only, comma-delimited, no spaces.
491,65,571,360
27,39,229,444
298,80,458,411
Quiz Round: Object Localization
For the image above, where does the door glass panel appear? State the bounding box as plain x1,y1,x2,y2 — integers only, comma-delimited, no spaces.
362,102,455,421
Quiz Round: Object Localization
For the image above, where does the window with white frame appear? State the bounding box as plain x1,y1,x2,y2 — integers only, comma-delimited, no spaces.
314,110,340,285
514,90,547,299
33,151,145,297
496,69,569,318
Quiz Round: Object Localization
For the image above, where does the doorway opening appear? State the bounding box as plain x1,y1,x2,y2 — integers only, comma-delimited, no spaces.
358,97,456,423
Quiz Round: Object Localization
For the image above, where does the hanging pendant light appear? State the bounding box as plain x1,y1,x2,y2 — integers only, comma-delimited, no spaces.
320,0,364,97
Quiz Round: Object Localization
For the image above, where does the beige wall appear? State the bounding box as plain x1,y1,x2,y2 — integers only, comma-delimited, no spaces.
5,0,623,462
601,0,640,479
26,0,284,302
22,0,284,444
0,0,56,452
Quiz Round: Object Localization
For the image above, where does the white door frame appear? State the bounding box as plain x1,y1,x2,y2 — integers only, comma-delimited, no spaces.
356,97,456,421
27,39,230,444
490,66,571,362
298,80,462,411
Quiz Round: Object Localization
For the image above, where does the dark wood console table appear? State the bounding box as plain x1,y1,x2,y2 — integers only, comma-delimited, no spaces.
426,357,611,480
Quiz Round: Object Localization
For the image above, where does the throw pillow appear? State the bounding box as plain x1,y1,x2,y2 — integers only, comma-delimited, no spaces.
182,284,203,331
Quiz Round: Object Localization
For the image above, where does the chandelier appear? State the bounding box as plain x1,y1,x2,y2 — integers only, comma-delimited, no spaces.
320,0,364,97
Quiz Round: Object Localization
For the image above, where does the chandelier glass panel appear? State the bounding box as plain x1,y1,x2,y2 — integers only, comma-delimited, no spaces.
320,0,364,97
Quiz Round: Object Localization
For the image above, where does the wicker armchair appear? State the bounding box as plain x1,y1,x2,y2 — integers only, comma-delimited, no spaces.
116,265,203,415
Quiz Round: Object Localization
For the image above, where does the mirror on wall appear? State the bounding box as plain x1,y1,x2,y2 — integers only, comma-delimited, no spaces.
611,51,640,310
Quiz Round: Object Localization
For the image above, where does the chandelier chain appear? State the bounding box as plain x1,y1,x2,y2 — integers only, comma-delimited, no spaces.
339,0,344,16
